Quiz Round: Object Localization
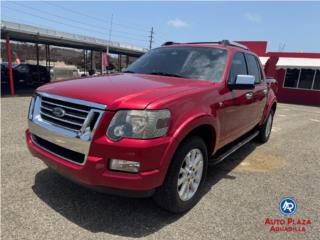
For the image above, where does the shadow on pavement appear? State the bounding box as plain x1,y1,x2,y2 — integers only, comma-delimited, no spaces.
32,142,257,238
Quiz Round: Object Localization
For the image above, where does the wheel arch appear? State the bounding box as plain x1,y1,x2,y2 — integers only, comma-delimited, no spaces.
171,115,218,160
157,115,219,187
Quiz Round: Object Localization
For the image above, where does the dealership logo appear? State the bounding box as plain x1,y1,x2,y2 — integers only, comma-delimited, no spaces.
279,197,297,216
264,197,312,233
52,107,66,118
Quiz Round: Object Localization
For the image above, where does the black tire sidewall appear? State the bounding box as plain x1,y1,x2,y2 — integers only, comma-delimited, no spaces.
153,136,208,213
259,110,274,142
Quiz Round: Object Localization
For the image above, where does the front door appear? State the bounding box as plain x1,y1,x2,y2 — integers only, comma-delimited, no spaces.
218,52,257,146
245,53,267,126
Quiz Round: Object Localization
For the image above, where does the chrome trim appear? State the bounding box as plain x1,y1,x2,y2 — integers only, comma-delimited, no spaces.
38,91,106,110
40,111,83,127
42,99,90,113
28,93,106,165
30,133,85,165
41,106,86,120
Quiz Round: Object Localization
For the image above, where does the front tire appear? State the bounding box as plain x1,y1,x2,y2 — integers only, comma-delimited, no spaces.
153,136,208,213
257,110,274,143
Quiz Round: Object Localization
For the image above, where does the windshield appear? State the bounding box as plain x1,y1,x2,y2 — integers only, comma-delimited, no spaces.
125,47,228,82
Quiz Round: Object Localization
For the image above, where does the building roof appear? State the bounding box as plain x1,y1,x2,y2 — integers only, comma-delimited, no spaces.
276,57,320,69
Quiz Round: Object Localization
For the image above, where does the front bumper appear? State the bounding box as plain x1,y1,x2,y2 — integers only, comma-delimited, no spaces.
26,92,178,195
26,128,175,193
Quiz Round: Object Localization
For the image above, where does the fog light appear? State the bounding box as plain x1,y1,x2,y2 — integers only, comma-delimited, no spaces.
109,159,140,173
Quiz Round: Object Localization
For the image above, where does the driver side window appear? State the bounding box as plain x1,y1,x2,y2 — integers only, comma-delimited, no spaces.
228,52,247,84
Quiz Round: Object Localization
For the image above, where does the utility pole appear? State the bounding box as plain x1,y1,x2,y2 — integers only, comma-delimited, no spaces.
107,14,113,55
149,27,154,50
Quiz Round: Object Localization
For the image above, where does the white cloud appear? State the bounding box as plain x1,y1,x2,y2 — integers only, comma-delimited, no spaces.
244,12,262,23
167,18,188,28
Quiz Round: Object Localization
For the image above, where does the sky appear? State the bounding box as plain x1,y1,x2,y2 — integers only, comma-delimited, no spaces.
1,1,320,53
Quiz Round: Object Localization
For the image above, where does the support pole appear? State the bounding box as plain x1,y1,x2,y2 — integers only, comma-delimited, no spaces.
83,50,87,75
48,45,50,69
6,34,14,96
126,55,129,67
45,45,47,67
118,54,121,71
100,51,103,74
90,50,93,71
36,43,40,82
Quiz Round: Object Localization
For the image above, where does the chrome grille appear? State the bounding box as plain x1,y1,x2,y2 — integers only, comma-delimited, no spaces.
29,92,106,165
38,95,102,132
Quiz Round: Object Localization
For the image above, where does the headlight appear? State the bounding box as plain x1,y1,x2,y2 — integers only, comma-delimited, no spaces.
107,110,170,141
28,95,36,120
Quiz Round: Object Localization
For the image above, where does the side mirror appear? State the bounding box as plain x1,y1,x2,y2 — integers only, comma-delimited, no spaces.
229,75,255,90
266,76,276,84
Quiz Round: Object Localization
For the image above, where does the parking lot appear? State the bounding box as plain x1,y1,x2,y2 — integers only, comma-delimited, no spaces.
1,96,320,240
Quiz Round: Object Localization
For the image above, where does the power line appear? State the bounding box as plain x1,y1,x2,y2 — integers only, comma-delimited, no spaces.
19,1,171,44
2,15,148,51
107,14,113,54
7,1,150,40
2,5,149,43
45,1,149,33
2,5,106,35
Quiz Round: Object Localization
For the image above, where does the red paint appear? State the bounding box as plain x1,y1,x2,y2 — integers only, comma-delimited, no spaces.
274,69,320,105
239,41,320,106
5,34,14,96
27,44,277,193
237,41,268,56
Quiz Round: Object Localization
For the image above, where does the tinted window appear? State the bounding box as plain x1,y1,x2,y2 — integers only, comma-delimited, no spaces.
313,70,320,90
16,64,29,73
125,47,228,82
29,65,37,71
39,66,48,73
298,69,315,89
245,54,261,83
228,52,247,83
284,69,300,88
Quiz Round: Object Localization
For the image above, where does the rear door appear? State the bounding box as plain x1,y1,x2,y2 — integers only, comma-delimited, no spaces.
244,53,267,126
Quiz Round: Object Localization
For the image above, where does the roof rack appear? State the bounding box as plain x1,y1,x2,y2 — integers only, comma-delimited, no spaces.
161,40,249,50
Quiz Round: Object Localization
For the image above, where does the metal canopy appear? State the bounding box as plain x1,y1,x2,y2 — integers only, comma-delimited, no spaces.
1,21,148,57
276,57,320,69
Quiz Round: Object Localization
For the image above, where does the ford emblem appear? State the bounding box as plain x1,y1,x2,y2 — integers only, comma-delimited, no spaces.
52,107,66,118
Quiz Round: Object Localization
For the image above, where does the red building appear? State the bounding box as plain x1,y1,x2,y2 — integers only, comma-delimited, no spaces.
238,41,320,106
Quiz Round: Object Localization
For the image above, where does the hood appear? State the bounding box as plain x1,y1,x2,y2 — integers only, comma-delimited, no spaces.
37,73,210,110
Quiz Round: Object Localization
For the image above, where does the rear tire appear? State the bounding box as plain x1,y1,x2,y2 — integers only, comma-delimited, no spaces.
257,110,274,143
153,136,208,213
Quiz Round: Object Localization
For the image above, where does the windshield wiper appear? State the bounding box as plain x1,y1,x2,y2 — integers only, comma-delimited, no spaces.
147,72,184,78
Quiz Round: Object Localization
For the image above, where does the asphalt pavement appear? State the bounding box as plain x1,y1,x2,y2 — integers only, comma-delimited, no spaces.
1,95,320,240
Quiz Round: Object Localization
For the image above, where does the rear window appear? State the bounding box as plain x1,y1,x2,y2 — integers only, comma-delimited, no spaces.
245,54,261,83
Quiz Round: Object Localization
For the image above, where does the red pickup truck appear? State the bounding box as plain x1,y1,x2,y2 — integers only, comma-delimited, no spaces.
26,40,277,213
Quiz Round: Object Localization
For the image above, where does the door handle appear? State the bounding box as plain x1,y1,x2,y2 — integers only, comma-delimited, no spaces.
245,92,254,100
